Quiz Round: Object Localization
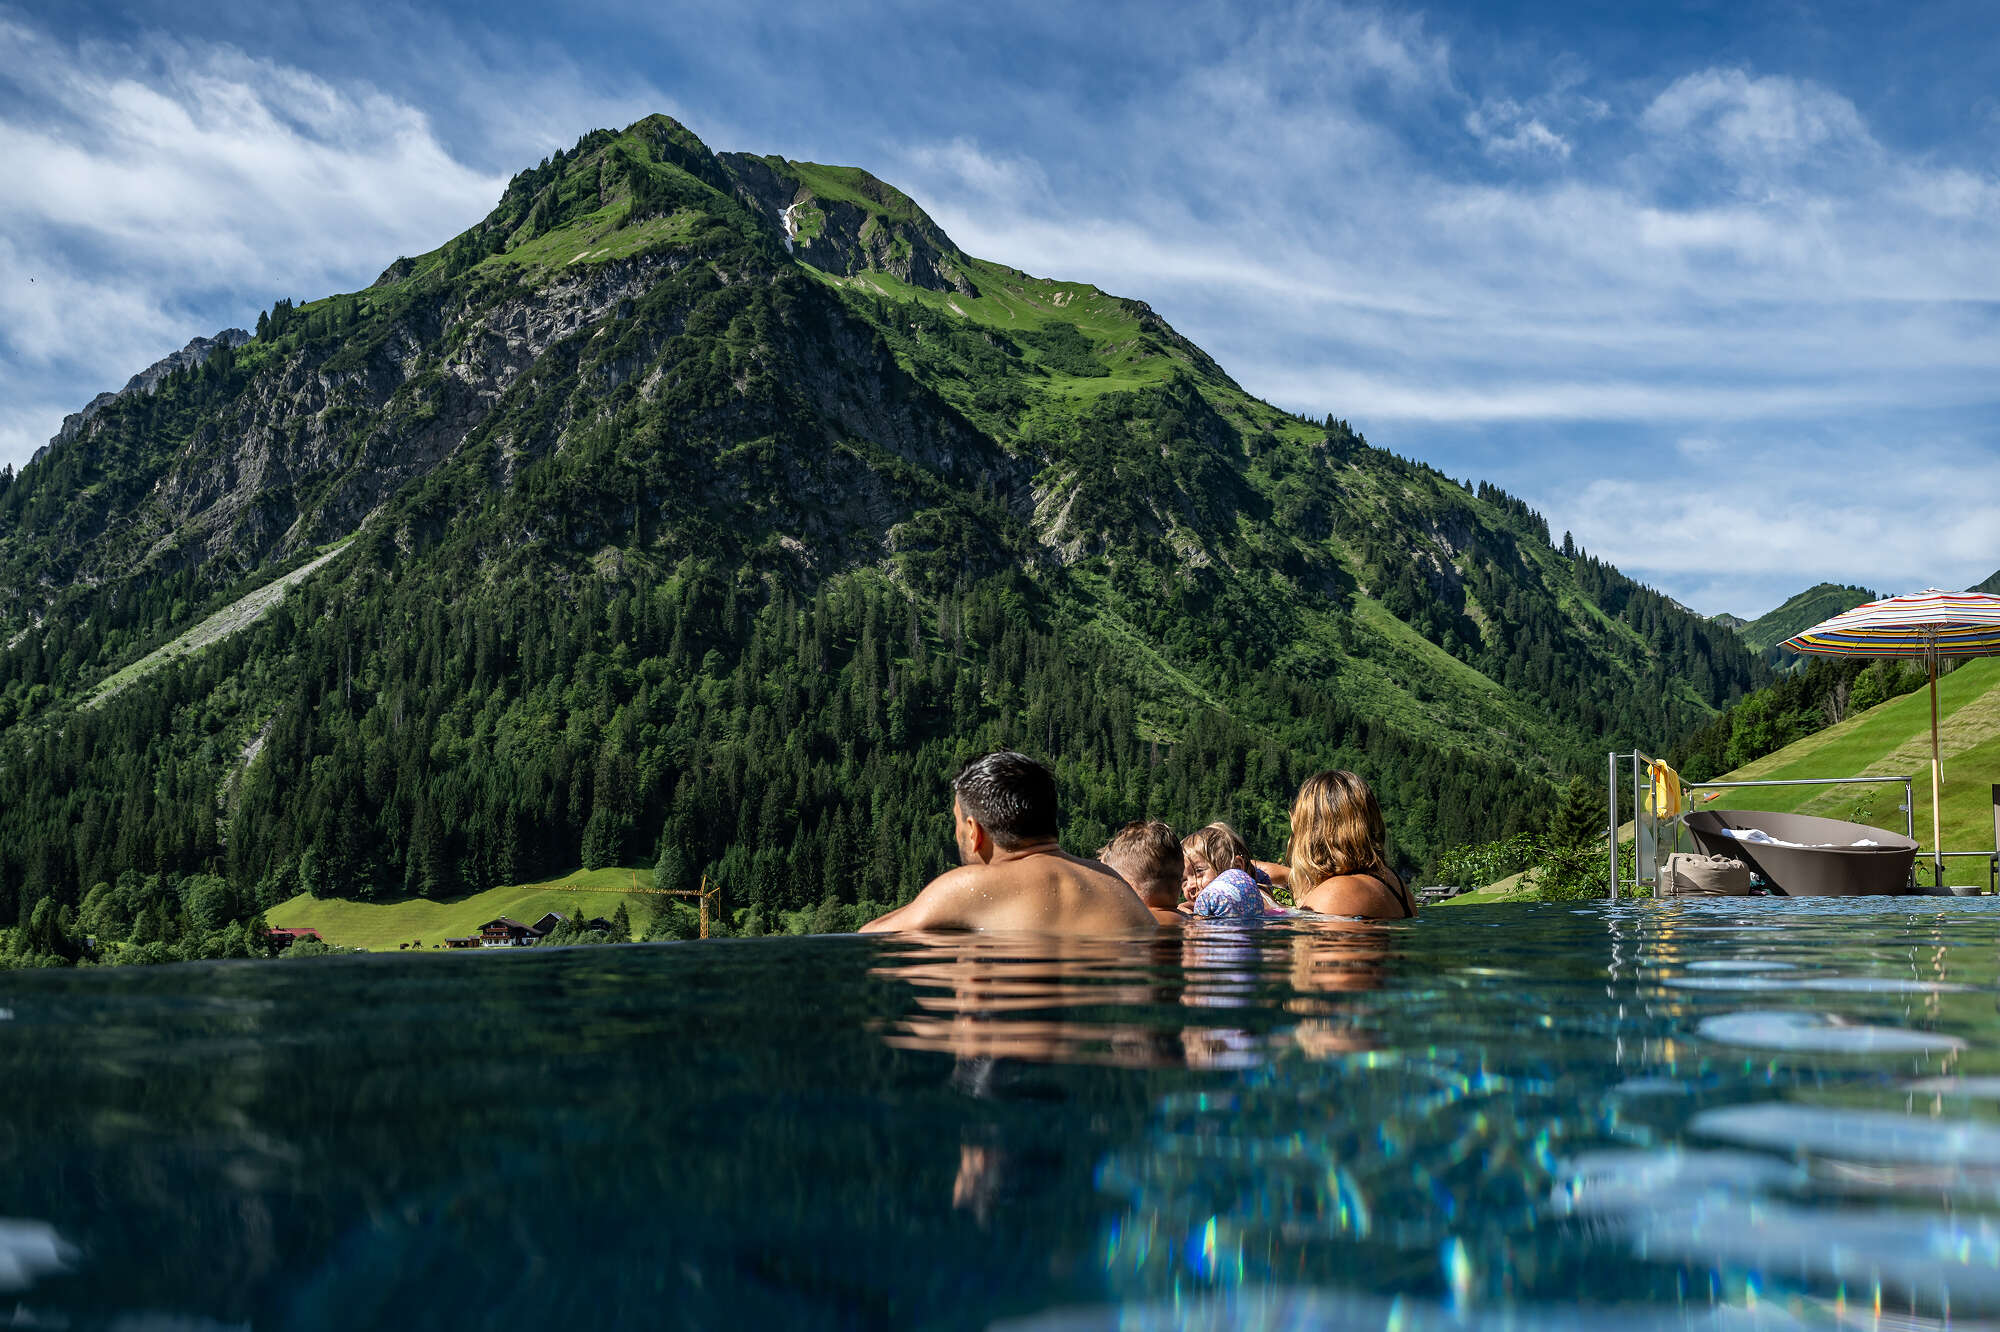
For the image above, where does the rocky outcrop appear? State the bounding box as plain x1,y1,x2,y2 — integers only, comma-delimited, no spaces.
717,153,973,295
141,256,693,573
36,329,252,466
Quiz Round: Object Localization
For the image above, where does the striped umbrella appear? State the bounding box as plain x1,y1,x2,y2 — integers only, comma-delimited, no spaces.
1780,589,2000,883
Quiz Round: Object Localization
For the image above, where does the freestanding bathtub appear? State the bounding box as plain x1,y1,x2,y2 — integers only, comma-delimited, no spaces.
1683,809,1919,897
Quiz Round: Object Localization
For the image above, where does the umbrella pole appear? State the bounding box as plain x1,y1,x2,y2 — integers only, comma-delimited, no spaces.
1930,651,1944,888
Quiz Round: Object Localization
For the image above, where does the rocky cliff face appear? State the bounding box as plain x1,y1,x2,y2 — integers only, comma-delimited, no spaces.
6,147,1022,619
36,329,252,466
718,154,974,295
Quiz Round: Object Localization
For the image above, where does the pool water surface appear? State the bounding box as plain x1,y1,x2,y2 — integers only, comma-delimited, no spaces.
4,899,2000,1329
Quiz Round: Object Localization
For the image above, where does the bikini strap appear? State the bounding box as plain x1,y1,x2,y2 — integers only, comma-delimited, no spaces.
1374,867,1415,919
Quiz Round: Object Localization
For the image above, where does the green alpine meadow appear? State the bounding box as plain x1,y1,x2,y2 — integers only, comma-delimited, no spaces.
0,114,1773,961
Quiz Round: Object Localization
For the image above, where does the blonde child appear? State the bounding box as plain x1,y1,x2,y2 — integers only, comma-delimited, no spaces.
1180,823,1281,919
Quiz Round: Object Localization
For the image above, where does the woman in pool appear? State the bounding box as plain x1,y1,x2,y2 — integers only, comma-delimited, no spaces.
1180,823,1278,919
1286,770,1417,920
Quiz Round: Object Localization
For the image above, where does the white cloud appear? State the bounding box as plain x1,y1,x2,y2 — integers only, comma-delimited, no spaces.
0,18,506,465
2,0,1994,612
898,138,1049,206
1641,68,1873,168
1536,439,2000,614
1467,99,1571,159
886,13,2000,610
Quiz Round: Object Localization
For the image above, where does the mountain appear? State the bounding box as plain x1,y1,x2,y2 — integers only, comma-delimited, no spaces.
0,115,1768,946
1738,582,1877,654
1971,569,2000,595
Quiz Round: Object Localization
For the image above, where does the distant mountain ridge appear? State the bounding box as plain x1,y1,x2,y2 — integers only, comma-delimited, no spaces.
0,114,1768,934
1742,583,1877,652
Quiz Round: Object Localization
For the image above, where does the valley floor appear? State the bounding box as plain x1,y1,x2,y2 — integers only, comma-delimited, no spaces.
268,867,655,950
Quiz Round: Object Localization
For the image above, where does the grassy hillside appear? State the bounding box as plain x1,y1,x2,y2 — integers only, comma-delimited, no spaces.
268,867,656,950
1694,656,2000,887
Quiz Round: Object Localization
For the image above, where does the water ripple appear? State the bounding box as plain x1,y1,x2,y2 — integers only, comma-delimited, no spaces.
1697,1009,1967,1053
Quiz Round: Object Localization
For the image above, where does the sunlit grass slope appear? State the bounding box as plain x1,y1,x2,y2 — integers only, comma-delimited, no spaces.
268,866,656,950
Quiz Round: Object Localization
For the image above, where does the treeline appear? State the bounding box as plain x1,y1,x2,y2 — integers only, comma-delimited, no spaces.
0,539,1533,952
1352,482,1767,748
2,870,277,969
1669,654,1930,781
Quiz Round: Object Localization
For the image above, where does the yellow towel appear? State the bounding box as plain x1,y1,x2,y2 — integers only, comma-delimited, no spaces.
1646,759,1684,819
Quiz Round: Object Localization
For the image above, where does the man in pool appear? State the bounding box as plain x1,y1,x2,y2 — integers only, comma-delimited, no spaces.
860,751,1158,934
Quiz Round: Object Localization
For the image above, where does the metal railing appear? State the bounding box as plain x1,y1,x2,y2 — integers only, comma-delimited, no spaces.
1690,775,1915,843
1608,762,2000,896
1919,850,2000,896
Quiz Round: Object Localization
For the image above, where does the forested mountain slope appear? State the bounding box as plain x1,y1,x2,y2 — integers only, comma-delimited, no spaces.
0,115,1766,939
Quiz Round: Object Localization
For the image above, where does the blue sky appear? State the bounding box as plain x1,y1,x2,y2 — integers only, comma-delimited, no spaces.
4,0,1998,615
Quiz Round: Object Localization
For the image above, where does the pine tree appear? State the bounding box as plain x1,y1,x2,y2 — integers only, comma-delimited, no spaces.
1547,775,1606,849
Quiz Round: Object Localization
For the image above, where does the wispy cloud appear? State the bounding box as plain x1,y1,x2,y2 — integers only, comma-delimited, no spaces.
0,15,505,462
1466,99,1572,159
1537,436,2000,616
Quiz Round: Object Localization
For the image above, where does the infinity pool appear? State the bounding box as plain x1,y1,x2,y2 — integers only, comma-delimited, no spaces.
4,900,2000,1329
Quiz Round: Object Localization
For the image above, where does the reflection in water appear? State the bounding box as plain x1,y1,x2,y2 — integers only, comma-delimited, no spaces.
1697,1009,1970,1053
4,901,2000,1327
872,931,1188,1067
0,1217,74,1293
871,919,1395,1069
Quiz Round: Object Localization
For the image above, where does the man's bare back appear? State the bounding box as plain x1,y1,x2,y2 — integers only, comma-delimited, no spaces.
860,844,1156,933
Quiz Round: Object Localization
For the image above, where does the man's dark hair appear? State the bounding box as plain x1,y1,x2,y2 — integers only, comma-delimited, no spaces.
952,750,1060,848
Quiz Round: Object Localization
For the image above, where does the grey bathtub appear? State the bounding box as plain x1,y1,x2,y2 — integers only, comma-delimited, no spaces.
1683,809,1919,897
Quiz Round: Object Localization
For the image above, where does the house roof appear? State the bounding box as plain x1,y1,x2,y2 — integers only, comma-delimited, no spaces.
480,917,536,931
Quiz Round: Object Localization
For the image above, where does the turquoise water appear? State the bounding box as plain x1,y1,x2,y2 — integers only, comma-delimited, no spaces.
5,901,2000,1329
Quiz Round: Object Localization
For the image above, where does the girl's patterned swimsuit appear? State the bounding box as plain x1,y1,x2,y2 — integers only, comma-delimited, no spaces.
1188,867,1267,919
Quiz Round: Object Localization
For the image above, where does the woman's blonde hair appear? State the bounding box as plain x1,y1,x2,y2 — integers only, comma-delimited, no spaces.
1287,770,1387,889
1182,822,1250,876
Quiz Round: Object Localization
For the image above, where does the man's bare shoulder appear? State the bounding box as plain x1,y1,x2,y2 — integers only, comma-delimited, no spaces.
1062,852,1130,885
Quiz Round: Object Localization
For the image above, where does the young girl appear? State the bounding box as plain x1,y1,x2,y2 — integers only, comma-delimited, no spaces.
1286,771,1416,919
1180,823,1278,919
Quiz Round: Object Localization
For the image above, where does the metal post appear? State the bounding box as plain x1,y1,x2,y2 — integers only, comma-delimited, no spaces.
1929,652,1945,888
1631,752,1642,898
1607,751,1620,899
